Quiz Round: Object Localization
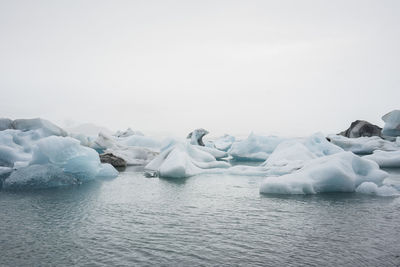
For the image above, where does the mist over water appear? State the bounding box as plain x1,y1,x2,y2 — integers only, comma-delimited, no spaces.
1,0,400,136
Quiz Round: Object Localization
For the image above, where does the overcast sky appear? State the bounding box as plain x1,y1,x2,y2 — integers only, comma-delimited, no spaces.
0,0,399,137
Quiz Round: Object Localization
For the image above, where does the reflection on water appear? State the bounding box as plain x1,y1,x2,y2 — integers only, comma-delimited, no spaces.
0,169,400,266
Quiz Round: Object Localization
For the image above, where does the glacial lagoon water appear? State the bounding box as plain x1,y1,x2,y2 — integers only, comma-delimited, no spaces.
1,167,400,266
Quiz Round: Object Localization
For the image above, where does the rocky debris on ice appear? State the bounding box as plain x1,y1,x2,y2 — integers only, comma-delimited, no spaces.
100,153,127,167
339,120,382,138
382,110,400,137
91,132,159,165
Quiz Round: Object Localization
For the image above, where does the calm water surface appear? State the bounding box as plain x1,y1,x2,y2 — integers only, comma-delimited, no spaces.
1,167,400,266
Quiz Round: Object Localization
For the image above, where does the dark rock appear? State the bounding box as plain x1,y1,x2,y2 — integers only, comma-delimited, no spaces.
187,128,209,146
339,120,382,138
100,153,127,167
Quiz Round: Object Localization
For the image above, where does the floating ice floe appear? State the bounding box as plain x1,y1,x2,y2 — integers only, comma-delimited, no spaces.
363,150,400,168
327,135,399,154
213,134,236,152
145,142,230,178
382,109,400,137
0,134,118,190
258,133,343,175
228,133,342,176
228,133,285,161
91,132,160,165
260,152,390,195
0,120,119,190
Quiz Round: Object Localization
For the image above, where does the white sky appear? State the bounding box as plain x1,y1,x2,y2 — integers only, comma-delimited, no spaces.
0,0,399,137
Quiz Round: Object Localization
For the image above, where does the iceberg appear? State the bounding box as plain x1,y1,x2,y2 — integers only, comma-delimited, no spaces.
228,133,285,161
363,150,400,168
213,134,236,152
187,128,209,146
257,133,343,176
260,152,389,195
92,132,159,165
0,122,119,189
327,135,399,154
145,142,230,178
30,136,118,181
382,110,400,137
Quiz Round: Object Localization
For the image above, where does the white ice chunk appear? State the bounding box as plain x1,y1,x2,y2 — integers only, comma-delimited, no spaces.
328,135,399,154
92,132,159,165
30,136,118,181
228,133,285,161
363,150,400,168
382,109,400,137
12,118,67,137
260,152,388,195
213,134,236,151
260,133,343,176
145,142,230,178
195,145,228,159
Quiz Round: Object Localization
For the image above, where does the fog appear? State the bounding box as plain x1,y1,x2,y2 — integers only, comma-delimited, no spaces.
1,0,399,137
